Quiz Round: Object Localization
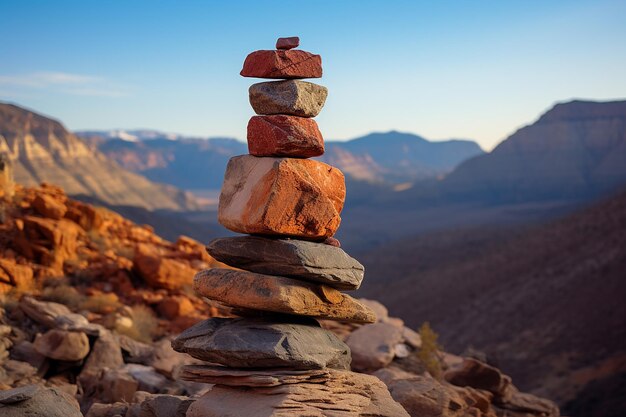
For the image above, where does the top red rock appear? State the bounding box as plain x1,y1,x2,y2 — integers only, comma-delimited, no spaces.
276,37,300,50
241,50,322,79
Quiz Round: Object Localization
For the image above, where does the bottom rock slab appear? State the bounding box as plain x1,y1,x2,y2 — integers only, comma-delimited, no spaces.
186,369,410,417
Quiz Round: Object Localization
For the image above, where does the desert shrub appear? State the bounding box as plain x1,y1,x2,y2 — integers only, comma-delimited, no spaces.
80,293,121,314
41,284,85,310
418,321,443,379
115,304,158,343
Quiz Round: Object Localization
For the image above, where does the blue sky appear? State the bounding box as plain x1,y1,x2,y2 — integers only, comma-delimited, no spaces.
1,0,625,150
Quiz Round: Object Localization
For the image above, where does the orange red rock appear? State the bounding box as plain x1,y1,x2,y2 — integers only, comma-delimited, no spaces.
218,155,345,239
247,115,324,157
241,50,322,79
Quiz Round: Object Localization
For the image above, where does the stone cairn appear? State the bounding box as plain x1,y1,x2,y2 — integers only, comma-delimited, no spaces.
173,37,408,417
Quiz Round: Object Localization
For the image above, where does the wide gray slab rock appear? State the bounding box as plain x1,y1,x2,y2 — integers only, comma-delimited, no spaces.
172,317,351,370
206,236,364,290
249,80,328,117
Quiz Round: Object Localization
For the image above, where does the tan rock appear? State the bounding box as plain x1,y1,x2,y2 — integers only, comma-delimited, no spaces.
249,80,328,117
194,268,376,323
180,365,331,387
34,329,90,361
346,322,404,371
218,155,345,239
186,369,409,417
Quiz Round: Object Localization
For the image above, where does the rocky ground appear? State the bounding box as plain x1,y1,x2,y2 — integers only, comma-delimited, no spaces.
0,184,560,416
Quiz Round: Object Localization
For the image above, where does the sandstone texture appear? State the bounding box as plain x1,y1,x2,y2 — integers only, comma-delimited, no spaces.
218,155,345,239
276,36,299,50
206,236,364,290
193,268,376,323
249,80,328,117
186,369,410,417
172,317,350,369
241,50,322,79
0,385,82,417
179,365,331,387
247,115,324,157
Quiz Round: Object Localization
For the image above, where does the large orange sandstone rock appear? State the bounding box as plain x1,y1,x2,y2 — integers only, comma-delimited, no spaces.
241,50,322,79
247,115,324,157
218,155,345,239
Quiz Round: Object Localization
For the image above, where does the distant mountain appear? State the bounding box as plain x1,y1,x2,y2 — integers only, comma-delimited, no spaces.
336,99,626,251
441,100,626,202
321,131,483,185
358,187,626,413
76,129,189,141
78,133,247,190
0,103,200,211
79,129,483,190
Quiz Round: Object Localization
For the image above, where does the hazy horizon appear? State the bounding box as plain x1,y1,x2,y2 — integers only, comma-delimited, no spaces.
2,0,626,151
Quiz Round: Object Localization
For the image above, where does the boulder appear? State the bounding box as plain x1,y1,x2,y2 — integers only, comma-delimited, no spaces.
206,236,364,290
133,244,197,290
496,390,559,417
0,259,34,294
0,384,40,404
9,341,47,371
247,115,324,157
123,364,169,393
346,322,404,371
249,80,327,117
54,313,104,336
138,394,193,417
33,329,90,361
157,295,196,320
80,330,124,377
180,365,330,387
193,268,376,323
374,368,474,417
149,338,190,378
276,36,299,50
16,216,81,269
445,358,513,402
186,369,409,417
218,155,345,239
0,385,82,417
241,49,322,79
85,402,129,417
32,194,67,219
20,296,71,327
172,317,351,369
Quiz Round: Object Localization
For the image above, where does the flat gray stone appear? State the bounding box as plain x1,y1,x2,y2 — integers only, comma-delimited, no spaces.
172,317,351,370
0,384,41,404
0,386,82,417
249,80,328,117
206,236,364,290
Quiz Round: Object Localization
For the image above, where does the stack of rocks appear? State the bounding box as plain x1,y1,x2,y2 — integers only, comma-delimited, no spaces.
173,37,408,417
